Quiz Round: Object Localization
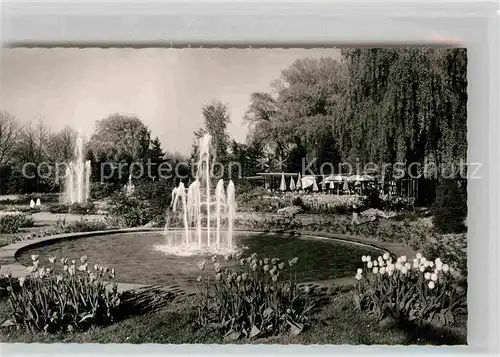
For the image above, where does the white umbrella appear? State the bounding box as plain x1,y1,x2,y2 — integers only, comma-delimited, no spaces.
347,174,374,182
301,175,315,189
296,173,302,189
279,172,286,191
312,178,319,192
289,176,296,190
329,180,335,189
323,174,344,182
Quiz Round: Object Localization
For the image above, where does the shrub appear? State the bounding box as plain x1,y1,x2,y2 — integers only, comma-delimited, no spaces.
431,180,467,234
0,212,34,233
107,180,173,227
422,233,467,276
195,253,316,340
55,216,108,233
90,182,120,200
291,196,304,208
353,253,467,327
3,255,121,333
48,202,96,215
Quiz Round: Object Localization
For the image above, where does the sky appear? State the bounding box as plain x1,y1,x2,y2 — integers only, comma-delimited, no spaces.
1,48,341,155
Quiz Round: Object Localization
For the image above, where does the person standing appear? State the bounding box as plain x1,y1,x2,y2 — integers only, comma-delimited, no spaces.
352,204,361,225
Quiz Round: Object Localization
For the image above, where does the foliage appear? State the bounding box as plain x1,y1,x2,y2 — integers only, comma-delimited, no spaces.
88,113,151,164
3,255,121,333
0,212,34,233
421,234,467,276
431,180,467,234
291,196,304,208
107,179,172,227
54,216,109,233
195,253,316,340
353,253,467,327
48,202,96,215
90,182,120,200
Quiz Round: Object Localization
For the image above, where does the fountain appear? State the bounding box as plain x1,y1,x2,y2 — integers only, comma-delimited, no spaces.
155,134,237,256
62,132,91,204
124,174,135,196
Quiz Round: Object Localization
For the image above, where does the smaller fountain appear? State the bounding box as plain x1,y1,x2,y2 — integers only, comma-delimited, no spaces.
62,132,91,204
35,198,41,207
29,200,35,209
124,174,135,196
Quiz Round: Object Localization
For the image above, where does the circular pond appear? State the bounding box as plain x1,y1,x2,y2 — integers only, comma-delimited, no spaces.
16,231,384,287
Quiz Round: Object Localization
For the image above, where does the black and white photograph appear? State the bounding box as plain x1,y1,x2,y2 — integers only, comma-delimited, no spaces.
0,47,468,345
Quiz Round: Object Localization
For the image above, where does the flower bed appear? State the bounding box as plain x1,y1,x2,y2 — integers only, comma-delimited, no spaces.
195,252,317,340
3,254,121,333
353,252,466,327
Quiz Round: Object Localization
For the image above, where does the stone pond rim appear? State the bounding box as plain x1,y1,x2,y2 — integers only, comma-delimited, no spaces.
0,228,416,292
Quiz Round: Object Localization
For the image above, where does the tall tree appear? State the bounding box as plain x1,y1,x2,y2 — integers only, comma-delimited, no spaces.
0,111,22,167
88,113,151,164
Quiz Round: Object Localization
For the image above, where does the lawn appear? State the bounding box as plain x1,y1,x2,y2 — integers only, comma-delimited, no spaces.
0,289,466,345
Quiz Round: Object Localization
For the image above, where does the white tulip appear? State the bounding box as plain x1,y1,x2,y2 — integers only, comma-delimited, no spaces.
424,272,431,280
400,255,407,263
383,252,390,260
395,262,403,271
373,267,379,274
357,268,363,274
367,262,373,268
419,266,426,272
442,264,450,272
431,273,438,281
387,270,394,276
413,259,419,268
378,256,383,263
355,273,362,281
428,281,435,289
362,256,367,262
373,260,378,267
366,256,371,262
421,257,427,263
428,261,434,268
423,261,430,268
404,263,411,270
416,253,422,259
380,267,386,275
401,267,408,275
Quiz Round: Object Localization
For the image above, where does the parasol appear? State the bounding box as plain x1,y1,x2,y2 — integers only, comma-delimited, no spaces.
279,172,287,191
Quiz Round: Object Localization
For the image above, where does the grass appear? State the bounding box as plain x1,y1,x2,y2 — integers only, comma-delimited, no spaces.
0,289,466,344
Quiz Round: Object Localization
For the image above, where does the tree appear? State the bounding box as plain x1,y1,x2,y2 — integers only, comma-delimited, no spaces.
48,126,77,164
202,100,231,166
0,111,22,167
88,113,151,164
88,114,151,182
147,136,166,181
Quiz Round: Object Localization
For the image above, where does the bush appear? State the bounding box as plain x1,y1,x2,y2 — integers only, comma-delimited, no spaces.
422,233,467,276
195,253,316,340
0,212,34,233
431,180,467,234
353,253,467,327
107,179,174,227
90,182,120,200
291,196,304,208
3,255,121,333
55,216,108,233
48,202,96,215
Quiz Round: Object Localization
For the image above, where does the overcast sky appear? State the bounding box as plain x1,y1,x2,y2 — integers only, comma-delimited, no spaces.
1,48,341,155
